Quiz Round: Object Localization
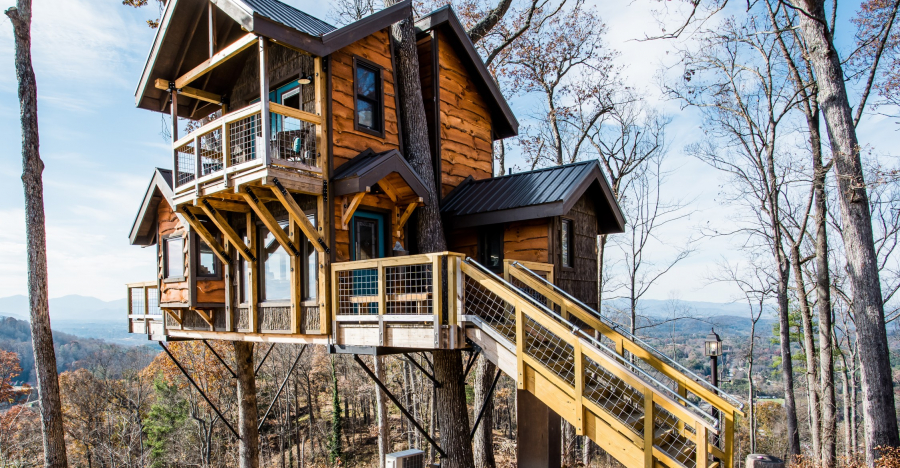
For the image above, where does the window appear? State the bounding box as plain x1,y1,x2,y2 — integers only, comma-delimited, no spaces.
354,59,383,135
561,218,573,268
478,225,504,271
304,214,317,300
261,222,291,302
197,238,219,278
354,217,379,261
164,237,184,279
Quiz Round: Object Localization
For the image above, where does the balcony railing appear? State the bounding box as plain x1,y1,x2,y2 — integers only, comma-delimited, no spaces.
173,102,323,193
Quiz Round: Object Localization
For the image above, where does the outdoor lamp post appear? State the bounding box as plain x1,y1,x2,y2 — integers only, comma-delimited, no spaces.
705,328,723,457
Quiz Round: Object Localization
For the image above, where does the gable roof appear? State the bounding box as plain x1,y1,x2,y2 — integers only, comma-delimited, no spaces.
129,169,175,246
136,0,412,114
333,149,432,204
415,6,518,139
440,161,625,233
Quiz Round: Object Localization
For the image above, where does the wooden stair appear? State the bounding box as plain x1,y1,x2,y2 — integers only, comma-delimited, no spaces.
460,259,742,468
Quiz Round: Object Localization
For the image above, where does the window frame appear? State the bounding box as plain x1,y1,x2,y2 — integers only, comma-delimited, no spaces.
560,217,574,269
162,235,186,282
193,232,222,280
352,56,385,138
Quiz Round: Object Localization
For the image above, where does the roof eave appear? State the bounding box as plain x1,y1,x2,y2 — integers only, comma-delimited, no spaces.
320,0,413,55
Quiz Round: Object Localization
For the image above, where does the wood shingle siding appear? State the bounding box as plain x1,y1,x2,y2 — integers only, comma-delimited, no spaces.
330,29,401,169
552,194,599,311
436,29,493,197
157,202,189,306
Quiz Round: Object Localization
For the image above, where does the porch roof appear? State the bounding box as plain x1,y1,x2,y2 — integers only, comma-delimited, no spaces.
333,149,431,205
440,161,625,233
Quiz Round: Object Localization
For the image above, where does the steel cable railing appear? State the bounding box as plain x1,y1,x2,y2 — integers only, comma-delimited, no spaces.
463,257,719,430
511,261,744,411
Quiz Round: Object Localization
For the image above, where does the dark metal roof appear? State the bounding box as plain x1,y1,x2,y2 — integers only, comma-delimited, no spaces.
441,161,625,233
415,6,518,140
129,169,175,246
238,0,335,36
333,149,431,204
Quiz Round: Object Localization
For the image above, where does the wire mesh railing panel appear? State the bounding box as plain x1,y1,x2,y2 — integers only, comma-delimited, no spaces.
624,349,679,393
464,275,516,343
270,114,318,167
654,404,698,468
199,128,223,175
523,315,576,388
385,264,433,315
337,269,379,315
229,112,261,166
583,354,645,436
130,288,145,315
175,141,196,186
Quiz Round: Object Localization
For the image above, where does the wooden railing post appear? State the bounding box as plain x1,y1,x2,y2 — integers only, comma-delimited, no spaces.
221,120,230,186
194,134,201,191
246,212,259,333
378,260,386,346
432,254,442,348
677,383,687,436
258,37,271,166
644,388,655,468
515,301,525,390
574,340,584,434
696,422,709,468
724,411,734,468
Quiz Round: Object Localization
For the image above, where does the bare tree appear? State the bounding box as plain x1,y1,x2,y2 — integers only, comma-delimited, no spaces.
5,2,69,466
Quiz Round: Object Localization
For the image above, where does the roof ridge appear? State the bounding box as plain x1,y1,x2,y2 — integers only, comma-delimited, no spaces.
473,160,594,183
241,0,337,36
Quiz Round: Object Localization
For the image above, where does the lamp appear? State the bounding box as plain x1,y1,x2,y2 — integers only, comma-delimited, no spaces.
705,328,723,357
298,75,313,85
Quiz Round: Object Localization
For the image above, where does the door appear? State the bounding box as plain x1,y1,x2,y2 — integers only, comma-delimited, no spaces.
351,210,386,314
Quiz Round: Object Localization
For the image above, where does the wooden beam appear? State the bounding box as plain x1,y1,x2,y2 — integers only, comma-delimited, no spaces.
175,33,256,89
341,192,366,229
269,101,323,125
268,178,328,254
240,186,300,257
156,78,223,105
195,309,215,329
198,199,256,263
395,200,419,237
314,55,330,336
178,207,230,265
379,178,399,203
259,37,271,166
165,309,183,326
204,198,249,213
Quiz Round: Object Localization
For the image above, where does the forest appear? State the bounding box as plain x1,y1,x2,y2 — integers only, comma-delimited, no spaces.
3,0,900,466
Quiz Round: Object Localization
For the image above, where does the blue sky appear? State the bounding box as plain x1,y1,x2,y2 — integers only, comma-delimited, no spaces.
0,0,893,306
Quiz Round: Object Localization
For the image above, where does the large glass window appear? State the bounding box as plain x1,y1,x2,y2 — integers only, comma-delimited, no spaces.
355,61,383,134
261,222,291,301
561,218,573,268
164,237,184,279
304,214,317,300
197,239,218,277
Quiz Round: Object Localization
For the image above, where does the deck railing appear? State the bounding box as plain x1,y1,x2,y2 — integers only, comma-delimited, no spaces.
126,281,161,336
173,102,323,193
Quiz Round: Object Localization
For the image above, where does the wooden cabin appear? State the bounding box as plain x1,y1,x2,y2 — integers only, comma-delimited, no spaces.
125,3,746,468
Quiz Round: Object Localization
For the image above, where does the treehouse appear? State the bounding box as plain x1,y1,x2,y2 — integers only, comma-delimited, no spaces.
125,1,743,467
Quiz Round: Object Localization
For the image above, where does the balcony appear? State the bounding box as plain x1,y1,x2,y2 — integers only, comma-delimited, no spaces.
171,101,325,205
126,281,163,338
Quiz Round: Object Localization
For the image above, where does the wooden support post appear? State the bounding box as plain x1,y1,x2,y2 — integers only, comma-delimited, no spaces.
222,119,230,186
171,90,179,186
432,254,442,348
724,411,734,468
377,261,386,345
194,134,201,191
516,389,561,468
341,192,366,229
574,341,584,435
696,422,709,468
246,212,259,333
258,37,271,166
268,180,328,253
515,302,525,389
314,55,330,335
207,0,215,57
224,248,234,332
240,187,298,257
198,199,255,263
290,220,301,334
178,207,230,265
644,389,655,468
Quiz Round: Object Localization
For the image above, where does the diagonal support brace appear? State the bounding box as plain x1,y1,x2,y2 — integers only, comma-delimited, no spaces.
403,353,440,388
158,342,240,440
258,345,306,430
353,354,446,459
254,343,275,376
461,348,481,383
203,340,236,379
470,368,502,440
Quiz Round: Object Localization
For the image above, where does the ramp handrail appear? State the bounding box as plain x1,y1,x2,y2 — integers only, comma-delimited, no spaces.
464,257,718,429
511,261,744,411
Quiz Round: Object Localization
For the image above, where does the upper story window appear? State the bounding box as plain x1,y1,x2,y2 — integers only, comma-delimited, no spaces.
561,218,573,268
164,236,184,280
197,238,219,278
354,58,383,136
261,221,291,302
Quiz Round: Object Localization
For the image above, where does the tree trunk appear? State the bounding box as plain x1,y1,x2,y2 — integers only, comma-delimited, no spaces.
433,350,475,468
562,421,576,467
777,267,802,457
790,244,821,459
374,356,389,468
796,2,900,464
234,341,260,468
5,3,68,467
474,356,496,468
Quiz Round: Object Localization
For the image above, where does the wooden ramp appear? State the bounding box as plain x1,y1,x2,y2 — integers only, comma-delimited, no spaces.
460,259,744,468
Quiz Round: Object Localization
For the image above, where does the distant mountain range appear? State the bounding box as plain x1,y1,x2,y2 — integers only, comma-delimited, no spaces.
0,294,127,322
601,297,776,319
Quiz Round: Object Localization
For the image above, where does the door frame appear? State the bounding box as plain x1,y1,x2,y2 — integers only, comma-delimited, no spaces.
349,208,391,260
